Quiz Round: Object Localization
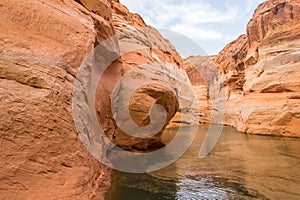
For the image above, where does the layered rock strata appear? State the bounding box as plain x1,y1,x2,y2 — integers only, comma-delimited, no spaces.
111,1,199,150
186,0,300,137
0,0,121,199
0,0,201,198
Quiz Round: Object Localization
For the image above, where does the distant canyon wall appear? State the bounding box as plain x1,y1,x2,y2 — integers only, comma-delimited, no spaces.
186,0,300,137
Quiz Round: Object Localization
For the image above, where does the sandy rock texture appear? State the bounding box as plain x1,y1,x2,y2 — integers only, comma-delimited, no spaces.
110,1,199,150
0,0,202,198
185,0,300,137
184,56,218,124
0,0,121,199
240,0,300,136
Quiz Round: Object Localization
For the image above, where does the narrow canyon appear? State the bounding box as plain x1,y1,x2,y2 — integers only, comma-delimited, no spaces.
0,0,299,199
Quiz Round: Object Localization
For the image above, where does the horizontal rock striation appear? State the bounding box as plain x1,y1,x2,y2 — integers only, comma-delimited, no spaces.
0,0,121,199
0,0,202,198
111,1,199,150
185,0,300,137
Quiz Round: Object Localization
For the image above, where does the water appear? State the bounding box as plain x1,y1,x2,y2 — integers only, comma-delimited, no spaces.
106,125,300,199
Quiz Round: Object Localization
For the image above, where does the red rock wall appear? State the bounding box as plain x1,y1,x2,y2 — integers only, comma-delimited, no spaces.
2,0,299,198
241,0,300,136
110,1,199,150
184,56,217,124
186,0,300,137
0,0,120,199
0,0,202,198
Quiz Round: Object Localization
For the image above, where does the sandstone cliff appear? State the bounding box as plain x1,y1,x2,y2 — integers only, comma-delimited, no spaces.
0,0,200,198
0,0,120,199
186,0,300,137
2,0,299,198
111,1,199,151
184,56,217,124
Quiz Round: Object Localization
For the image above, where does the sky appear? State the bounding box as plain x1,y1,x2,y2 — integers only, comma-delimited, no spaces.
120,0,265,57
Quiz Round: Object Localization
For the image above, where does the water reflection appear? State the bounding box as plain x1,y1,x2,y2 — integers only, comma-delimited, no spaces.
106,125,300,199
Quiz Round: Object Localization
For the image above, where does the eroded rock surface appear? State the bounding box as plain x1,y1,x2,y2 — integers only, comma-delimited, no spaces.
2,0,299,199
240,0,300,136
0,0,120,199
185,0,300,137
0,0,201,198
111,1,199,150
184,56,217,124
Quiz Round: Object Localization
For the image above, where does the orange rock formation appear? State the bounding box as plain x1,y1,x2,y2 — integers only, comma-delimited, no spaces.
186,0,300,137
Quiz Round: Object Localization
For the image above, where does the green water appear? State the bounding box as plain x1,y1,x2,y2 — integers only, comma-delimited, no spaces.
106,125,300,200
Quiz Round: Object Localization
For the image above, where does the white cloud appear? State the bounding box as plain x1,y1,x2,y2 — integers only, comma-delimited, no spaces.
163,2,238,25
171,24,222,41
120,0,265,55
121,0,239,28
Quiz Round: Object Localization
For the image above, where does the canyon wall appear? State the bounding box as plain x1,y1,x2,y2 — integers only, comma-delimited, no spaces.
1,0,299,198
110,1,199,151
186,0,300,137
0,0,199,198
0,0,121,199
184,56,217,124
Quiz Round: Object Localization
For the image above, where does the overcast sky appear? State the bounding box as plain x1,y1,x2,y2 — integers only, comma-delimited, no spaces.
120,0,265,57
